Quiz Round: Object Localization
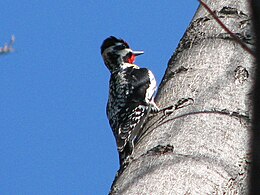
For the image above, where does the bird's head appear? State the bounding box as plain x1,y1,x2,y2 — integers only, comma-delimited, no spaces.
101,36,144,72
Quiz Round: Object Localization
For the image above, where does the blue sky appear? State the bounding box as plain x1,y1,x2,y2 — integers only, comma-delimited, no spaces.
1,1,198,194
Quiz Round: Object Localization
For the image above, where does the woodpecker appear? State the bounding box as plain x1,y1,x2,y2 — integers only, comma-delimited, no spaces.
101,36,159,166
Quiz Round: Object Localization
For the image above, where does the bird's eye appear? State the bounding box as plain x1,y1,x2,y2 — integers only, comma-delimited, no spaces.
123,41,129,48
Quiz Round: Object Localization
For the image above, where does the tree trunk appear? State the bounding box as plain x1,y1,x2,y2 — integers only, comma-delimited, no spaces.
110,0,253,194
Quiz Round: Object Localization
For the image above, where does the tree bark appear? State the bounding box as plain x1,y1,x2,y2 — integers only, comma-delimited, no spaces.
110,0,253,194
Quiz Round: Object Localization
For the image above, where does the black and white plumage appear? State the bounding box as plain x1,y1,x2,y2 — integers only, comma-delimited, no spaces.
101,36,159,166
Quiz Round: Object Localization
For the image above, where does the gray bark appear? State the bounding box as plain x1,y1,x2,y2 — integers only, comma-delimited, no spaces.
110,0,253,194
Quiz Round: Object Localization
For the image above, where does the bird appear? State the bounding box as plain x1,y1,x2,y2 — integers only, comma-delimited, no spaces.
101,36,159,166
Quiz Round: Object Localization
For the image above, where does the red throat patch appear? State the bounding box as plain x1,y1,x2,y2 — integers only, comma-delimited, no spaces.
128,54,136,64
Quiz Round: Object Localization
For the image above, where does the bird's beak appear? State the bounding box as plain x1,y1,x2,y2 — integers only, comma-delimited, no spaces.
132,50,144,56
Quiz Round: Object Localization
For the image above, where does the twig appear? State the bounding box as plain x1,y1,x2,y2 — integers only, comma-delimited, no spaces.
0,35,15,55
198,0,255,57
